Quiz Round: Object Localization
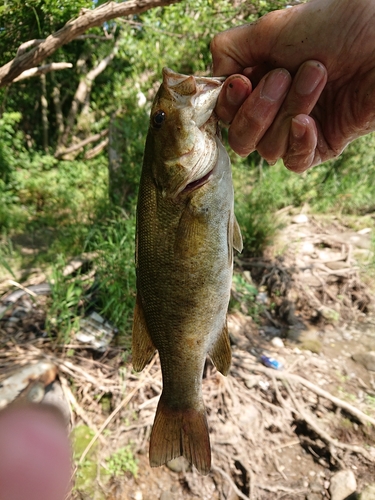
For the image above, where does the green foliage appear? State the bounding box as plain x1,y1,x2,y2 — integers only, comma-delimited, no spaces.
230,272,264,319
86,211,136,337
1,0,375,345
46,256,85,343
105,446,138,477
231,132,375,255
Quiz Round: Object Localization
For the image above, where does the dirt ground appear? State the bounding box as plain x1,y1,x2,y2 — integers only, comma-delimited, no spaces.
1,211,375,500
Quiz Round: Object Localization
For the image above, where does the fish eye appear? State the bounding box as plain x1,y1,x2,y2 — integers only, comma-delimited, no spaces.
152,110,166,128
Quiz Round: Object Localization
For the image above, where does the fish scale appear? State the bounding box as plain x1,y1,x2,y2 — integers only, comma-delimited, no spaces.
132,68,243,474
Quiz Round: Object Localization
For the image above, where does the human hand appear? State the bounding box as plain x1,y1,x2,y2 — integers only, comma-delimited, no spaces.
211,0,375,172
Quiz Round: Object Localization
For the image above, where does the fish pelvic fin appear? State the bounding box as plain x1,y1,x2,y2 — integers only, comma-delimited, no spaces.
149,396,211,475
208,322,232,376
132,294,156,372
233,215,243,253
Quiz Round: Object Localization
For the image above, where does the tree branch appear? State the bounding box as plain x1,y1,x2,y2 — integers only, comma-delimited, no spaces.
58,38,120,148
13,62,73,82
55,129,109,159
0,0,182,87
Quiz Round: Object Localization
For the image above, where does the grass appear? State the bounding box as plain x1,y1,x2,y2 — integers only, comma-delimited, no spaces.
1,114,375,344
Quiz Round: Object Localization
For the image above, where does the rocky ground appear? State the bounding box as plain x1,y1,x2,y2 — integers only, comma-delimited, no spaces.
1,212,375,500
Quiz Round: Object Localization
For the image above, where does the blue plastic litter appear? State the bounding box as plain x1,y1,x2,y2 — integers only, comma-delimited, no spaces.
260,355,283,370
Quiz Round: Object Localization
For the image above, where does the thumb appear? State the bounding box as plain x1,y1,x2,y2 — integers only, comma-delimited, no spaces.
211,9,290,77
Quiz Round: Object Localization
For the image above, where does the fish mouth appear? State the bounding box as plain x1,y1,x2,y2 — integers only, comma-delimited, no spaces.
181,167,213,194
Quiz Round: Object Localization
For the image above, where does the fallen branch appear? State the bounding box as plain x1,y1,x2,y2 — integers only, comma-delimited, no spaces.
285,382,375,463
212,464,251,500
76,356,157,471
236,361,375,427
55,129,109,159
0,0,182,86
13,62,73,82
84,137,109,160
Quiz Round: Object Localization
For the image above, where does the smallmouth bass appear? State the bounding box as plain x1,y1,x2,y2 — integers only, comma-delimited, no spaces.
132,68,243,475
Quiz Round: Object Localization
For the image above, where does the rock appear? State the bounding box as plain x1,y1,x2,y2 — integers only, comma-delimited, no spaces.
160,492,174,500
306,494,322,500
271,337,284,349
300,241,315,255
352,352,375,371
310,481,322,492
166,456,189,473
360,483,375,499
329,470,357,500
319,306,340,323
292,214,309,224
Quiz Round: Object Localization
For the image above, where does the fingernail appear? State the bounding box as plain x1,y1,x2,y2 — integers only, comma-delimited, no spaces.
226,76,251,106
261,69,290,102
295,61,326,96
291,116,307,140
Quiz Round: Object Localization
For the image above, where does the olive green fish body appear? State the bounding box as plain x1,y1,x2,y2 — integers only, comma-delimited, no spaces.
132,68,242,474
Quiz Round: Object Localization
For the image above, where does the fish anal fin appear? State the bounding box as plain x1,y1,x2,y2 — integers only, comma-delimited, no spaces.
149,396,211,475
233,215,243,253
132,294,156,372
209,322,232,376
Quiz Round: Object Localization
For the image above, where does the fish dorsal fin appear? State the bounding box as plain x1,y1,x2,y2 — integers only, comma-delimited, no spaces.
132,294,156,372
208,322,232,376
233,216,243,253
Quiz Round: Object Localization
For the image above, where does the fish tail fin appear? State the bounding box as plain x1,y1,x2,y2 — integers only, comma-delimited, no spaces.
149,396,211,475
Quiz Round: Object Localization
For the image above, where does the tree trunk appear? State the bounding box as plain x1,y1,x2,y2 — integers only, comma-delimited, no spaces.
108,113,131,208
57,39,120,152
40,74,49,152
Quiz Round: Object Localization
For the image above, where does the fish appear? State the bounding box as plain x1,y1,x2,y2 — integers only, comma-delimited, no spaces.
132,67,243,475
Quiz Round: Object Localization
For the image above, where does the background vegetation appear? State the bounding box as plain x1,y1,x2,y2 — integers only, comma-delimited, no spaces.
1,0,374,342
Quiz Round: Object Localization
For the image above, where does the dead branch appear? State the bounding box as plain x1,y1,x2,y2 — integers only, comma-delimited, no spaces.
84,137,109,160
58,38,119,148
55,129,108,159
212,464,251,500
76,356,157,471
75,34,114,41
238,361,375,427
285,382,375,463
13,62,73,82
0,0,182,87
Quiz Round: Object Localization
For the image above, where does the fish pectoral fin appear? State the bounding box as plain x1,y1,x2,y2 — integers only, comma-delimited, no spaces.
149,395,211,475
132,294,156,372
233,215,243,253
208,322,232,376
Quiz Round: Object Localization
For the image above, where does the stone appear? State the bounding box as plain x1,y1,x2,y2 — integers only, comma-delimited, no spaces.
352,352,375,371
166,456,189,473
360,483,375,499
329,470,357,500
160,492,174,500
306,494,322,500
271,337,284,349
292,213,309,224
310,481,322,492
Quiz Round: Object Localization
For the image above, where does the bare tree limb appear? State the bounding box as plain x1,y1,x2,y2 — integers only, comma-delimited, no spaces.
58,37,120,149
16,39,45,57
13,62,73,82
0,0,182,87
84,137,109,160
55,129,109,159
75,34,114,41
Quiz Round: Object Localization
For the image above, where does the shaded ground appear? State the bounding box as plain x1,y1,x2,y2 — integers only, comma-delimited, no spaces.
1,212,375,500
